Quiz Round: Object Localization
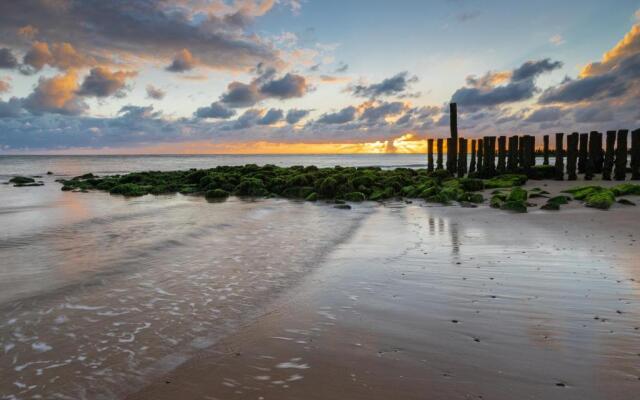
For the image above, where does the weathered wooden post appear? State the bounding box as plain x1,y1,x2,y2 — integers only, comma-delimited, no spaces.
594,132,604,173
614,129,628,181
497,136,506,173
602,130,616,180
543,135,550,165
427,138,434,172
436,138,444,170
578,133,588,173
447,103,458,174
585,132,595,181
530,136,536,166
507,136,518,171
477,138,484,173
457,138,467,178
469,139,477,174
521,136,532,172
567,132,578,181
488,136,497,176
632,129,640,180
554,132,564,180
518,136,525,169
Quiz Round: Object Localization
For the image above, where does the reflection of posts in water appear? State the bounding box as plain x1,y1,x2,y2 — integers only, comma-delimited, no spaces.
449,221,460,256
428,216,435,236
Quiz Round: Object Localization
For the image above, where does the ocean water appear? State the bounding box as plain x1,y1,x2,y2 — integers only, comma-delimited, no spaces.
0,154,390,399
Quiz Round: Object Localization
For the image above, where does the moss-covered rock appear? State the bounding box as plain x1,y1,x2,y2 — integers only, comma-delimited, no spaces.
617,198,636,206
484,174,528,189
507,187,528,202
585,190,615,210
305,192,318,201
110,183,147,196
458,178,485,192
501,200,527,213
611,183,640,196
234,178,267,197
9,176,36,184
205,188,229,199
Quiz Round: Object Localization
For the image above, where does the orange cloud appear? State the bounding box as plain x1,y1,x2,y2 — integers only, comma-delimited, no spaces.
23,71,87,115
23,41,96,72
580,24,640,77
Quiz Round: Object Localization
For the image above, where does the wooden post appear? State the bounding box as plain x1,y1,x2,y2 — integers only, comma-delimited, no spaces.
497,136,506,173
567,132,578,181
578,133,588,174
614,129,628,181
517,136,525,169
530,136,536,166
507,136,518,171
488,136,497,176
477,138,484,173
631,129,640,180
436,138,444,170
602,130,616,180
457,138,467,178
554,132,564,180
543,135,550,165
469,139,477,174
427,138,434,172
585,132,595,181
594,132,604,173
448,103,458,174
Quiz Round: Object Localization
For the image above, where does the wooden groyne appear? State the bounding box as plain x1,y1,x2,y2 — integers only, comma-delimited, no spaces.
424,103,640,181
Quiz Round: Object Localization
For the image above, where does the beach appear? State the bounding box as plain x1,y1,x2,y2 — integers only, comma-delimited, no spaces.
1,156,639,399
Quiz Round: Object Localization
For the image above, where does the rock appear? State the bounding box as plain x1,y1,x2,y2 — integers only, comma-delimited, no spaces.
333,204,352,210
9,176,35,184
617,198,636,206
205,188,230,200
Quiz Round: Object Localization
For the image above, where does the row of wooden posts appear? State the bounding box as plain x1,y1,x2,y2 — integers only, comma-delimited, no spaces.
426,103,640,181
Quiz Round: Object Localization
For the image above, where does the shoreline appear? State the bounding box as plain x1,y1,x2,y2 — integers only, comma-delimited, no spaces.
128,193,640,400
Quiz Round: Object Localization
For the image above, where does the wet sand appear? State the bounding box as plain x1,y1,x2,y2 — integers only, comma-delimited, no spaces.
129,181,640,400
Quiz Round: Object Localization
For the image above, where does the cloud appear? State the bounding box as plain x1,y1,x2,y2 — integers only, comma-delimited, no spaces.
77,67,136,98
220,67,310,107
335,62,348,73
0,97,23,118
549,34,565,46
0,78,10,93
285,108,310,124
166,49,196,72
573,103,614,123
360,101,407,125
539,24,640,105
316,106,357,124
194,102,236,119
258,108,284,125
226,108,264,129
0,48,18,69
23,71,87,115
349,72,418,98
451,58,562,108
0,1,283,72
511,58,563,81
524,106,563,123
21,41,96,73
456,11,480,22
17,25,38,39
146,85,166,100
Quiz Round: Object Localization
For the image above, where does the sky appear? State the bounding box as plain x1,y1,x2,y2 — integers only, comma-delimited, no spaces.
0,0,639,154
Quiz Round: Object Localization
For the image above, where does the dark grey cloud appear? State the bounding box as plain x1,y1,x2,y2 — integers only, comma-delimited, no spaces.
146,85,166,100
0,97,23,118
360,101,405,125
349,72,418,98
285,108,310,124
511,58,563,81
524,106,562,123
258,108,284,125
225,109,263,130
259,73,308,99
77,67,136,98
316,106,356,124
0,48,18,69
0,0,282,72
451,58,562,108
335,62,349,73
573,104,614,123
220,69,310,108
194,102,236,119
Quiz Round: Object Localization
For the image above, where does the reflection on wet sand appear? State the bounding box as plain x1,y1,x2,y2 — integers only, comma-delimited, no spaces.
128,202,639,400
